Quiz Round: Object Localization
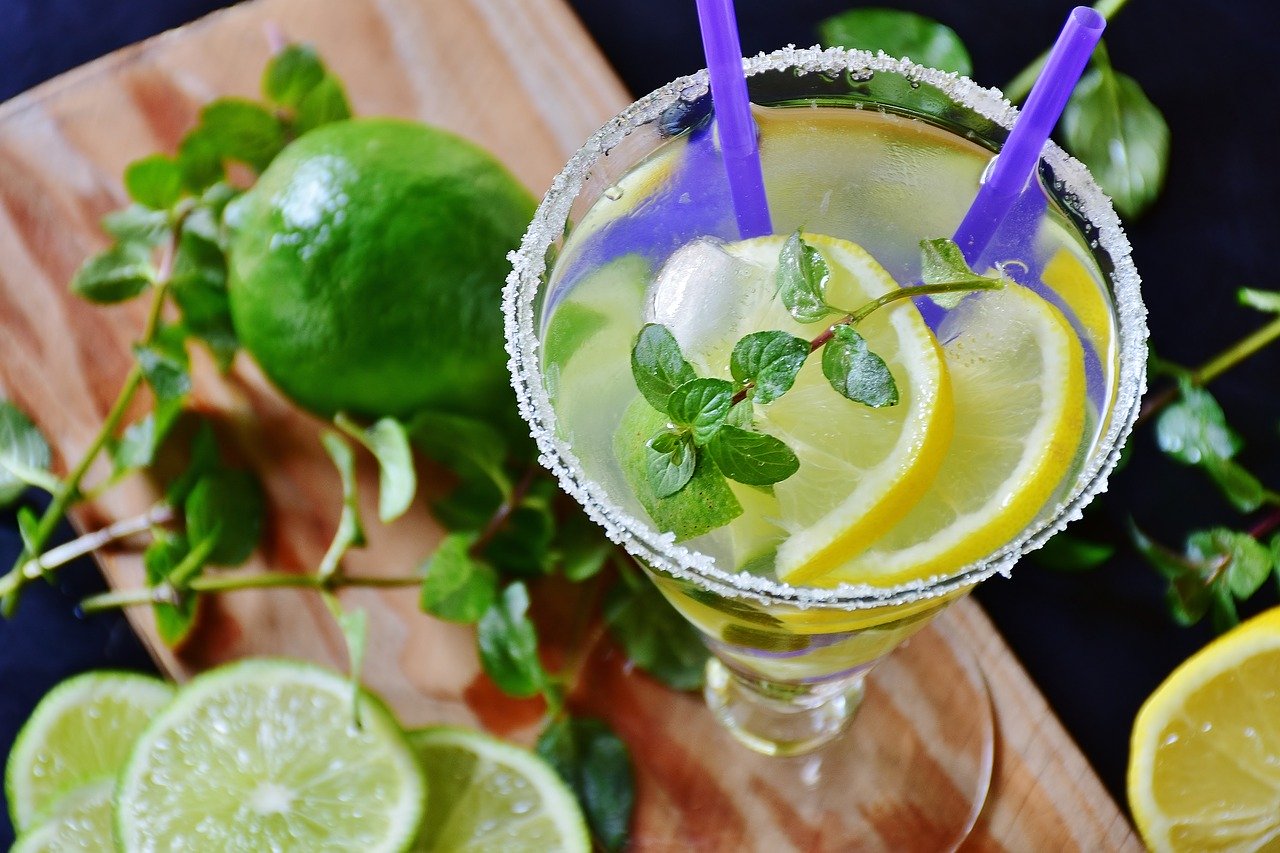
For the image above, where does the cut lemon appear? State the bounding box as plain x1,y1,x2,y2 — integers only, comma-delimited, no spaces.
650,233,953,574
115,659,424,852
1129,607,1280,852
4,671,173,831
407,726,590,852
10,778,113,853
787,283,1085,585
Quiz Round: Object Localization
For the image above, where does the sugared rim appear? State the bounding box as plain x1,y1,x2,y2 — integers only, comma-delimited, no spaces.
503,45,1148,610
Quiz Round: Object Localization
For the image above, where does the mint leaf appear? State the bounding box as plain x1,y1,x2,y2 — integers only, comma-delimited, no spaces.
645,429,696,498
319,431,366,579
667,378,733,446
536,716,634,852
134,333,191,404
818,8,971,75
630,324,697,414
1129,522,1197,580
1187,528,1272,600
184,468,265,566
730,331,810,404
408,410,511,498
555,507,610,582
1156,382,1239,465
1166,573,1212,627
102,205,170,248
920,237,994,308
123,154,183,210
1239,287,1280,314
0,402,53,506
294,76,352,134
725,399,754,430
477,582,545,698
604,573,708,690
176,127,225,193
482,484,557,576
822,325,898,407
705,425,799,486
144,533,203,647
1204,458,1265,513
165,420,219,506
419,532,497,622
71,243,154,303
1210,583,1240,633
263,44,326,107
112,401,182,476
335,414,416,523
171,228,237,370
1062,62,1169,220
199,99,285,172
1032,532,1114,572
777,231,833,323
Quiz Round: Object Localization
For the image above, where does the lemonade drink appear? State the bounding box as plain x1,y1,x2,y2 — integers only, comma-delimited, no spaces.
507,49,1145,754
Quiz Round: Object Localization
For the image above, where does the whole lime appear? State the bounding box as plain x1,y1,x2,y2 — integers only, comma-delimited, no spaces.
226,118,535,429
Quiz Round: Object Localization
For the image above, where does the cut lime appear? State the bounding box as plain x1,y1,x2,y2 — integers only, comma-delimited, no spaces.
407,726,589,852
10,778,113,853
4,671,173,830
115,659,424,852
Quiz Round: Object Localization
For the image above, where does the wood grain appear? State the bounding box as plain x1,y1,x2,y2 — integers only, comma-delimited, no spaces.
0,0,1138,848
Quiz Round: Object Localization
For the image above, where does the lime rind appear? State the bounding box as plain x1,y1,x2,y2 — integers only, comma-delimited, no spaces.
4,670,173,831
10,777,114,853
114,658,424,853
407,725,590,853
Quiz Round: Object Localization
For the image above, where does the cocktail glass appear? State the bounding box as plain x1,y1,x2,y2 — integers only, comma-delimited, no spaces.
505,46,1144,772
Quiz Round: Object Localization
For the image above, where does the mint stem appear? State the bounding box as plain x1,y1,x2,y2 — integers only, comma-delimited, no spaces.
15,503,174,580
468,466,538,558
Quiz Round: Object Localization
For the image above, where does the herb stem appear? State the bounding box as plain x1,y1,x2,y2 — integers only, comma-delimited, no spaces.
1003,0,1130,104
15,503,174,580
469,467,538,558
1248,506,1280,541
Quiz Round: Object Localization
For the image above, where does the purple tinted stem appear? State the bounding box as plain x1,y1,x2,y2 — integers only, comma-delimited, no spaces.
952,6,1105,265
695,0,773,238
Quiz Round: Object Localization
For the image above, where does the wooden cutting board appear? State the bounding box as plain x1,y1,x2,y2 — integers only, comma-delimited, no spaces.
0,0,1138,849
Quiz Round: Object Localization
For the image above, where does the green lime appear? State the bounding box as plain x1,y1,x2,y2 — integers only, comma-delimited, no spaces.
407,726,589,852
115,659,424,852
226,117,535,431
10,778,113,853
4,671,173,831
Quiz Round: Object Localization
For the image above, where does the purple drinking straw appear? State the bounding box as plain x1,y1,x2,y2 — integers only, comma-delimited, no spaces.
952,6,1105,266
695,0,773,239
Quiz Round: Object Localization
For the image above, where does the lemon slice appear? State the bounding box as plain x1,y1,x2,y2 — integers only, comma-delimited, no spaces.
653,233,953,573
787,283,1085,585
1129,607,1280,852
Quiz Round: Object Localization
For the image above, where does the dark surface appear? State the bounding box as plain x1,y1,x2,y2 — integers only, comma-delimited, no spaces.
3,0,1278,845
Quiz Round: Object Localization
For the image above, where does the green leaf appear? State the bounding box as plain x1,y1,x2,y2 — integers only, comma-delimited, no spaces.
920,237,993,308
705,425,799,486
16,506,38,554
143,534,203,647
730,331,810,404
1130,521,1197,580
1061,62,1170,220
1204,458,1265,513
555,507,610,582
536,717,634,852
1210,582,1240,633
419,532,497,623
184,468,265,566
431,476,503,532
70,243,154,303
321,589,368,692
176,127,225,193
725,399,754,430
335,414,417,523
1031,532,1115,572
1156,382,1239,465
1239,287,1280,314
198,99,286,172
604,572,708,691
818,8,972,76
644,429,696,498
165,420,220,507
776,231,834,323
112,400,182,476
0,402,53,506
123,154,183,210
1166,573,1212,627
170,228,237,370
294,76,352,135
133,334,191,404
101,205,169,248
262,44,327,107
667,378,734,446
821,325,899,407
1187,528,1272,600
483,487,557,577
408,410,511,498
630,324,697,414
614,398,741,540
476,582,545,698
319,431,366,579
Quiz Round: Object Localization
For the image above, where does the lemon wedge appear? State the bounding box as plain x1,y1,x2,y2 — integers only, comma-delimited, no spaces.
1129,607,1280,852
783,282,1085,586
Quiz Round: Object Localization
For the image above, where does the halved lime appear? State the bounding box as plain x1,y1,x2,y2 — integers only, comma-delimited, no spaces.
115,659,424,852
10,777,113,853
407,726,589,852
4,671,173,830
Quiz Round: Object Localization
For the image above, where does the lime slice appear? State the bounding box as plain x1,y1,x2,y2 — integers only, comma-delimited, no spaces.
407,726,589,852
799,283,1086,585
10,778,113,853
4,671,173,830
115,659,424,852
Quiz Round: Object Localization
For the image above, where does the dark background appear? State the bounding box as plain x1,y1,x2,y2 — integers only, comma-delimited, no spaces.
3,0,1278,846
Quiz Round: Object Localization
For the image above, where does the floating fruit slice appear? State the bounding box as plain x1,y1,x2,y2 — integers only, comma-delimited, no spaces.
1129,607,1280,852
